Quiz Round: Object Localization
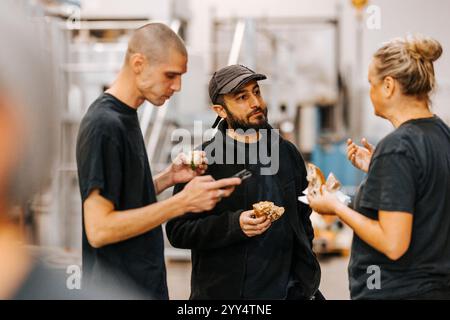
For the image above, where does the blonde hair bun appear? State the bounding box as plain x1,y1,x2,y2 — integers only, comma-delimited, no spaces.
406,35,443,62
374,34,443,99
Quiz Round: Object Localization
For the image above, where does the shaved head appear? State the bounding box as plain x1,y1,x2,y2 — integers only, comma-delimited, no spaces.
126,23,187,66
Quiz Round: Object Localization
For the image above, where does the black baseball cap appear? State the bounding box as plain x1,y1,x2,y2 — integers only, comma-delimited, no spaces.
209,64,267,128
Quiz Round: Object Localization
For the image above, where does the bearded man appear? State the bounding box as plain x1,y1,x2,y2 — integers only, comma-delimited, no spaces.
166,65,323,300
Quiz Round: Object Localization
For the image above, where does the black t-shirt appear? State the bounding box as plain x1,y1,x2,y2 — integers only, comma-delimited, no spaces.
225,135,295,299
350,116,450,299
76,93,168,299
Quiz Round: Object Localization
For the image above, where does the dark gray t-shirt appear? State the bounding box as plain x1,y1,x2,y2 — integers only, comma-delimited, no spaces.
13,263,82,300
13,262,145,300
76,93,168,299
350,116,450,299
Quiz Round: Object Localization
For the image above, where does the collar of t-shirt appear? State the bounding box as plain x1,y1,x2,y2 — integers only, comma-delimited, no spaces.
103,92,138,116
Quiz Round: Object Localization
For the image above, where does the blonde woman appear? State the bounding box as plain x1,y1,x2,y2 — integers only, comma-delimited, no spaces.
309,35,450,299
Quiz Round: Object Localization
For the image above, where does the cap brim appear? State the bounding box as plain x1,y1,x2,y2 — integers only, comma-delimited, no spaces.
218,73,267,95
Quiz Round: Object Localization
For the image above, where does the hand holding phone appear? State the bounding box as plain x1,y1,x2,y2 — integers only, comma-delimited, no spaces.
232,169,252,181
219,169,252,191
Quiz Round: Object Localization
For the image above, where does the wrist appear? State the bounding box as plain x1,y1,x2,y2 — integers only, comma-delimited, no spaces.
334,200,347,217
173,190,191,215
156,166,175,192
164,165,176,187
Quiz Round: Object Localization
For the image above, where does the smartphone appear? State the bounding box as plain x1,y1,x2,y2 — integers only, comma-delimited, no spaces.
232,169,252,181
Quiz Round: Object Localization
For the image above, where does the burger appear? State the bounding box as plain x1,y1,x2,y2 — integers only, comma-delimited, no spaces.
300,163,349,206
306,163,326,196
252,201,285,222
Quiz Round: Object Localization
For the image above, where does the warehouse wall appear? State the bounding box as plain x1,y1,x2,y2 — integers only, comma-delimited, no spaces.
188,0,339,74
80,0,170,20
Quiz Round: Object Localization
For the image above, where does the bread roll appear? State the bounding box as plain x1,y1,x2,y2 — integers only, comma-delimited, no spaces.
252,201,285,222
306,163,326,196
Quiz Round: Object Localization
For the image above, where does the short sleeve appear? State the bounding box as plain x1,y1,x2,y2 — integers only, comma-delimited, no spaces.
77,133,123,208
359,153,417,214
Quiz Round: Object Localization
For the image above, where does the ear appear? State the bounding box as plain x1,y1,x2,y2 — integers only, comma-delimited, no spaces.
383,76,395,98
212,104,227,119
129,53,146,74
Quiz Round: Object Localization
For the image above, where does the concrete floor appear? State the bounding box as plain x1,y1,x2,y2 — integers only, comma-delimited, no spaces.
166,255,350,300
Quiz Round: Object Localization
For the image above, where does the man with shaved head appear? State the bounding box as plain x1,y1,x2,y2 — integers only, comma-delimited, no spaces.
76,23,241,299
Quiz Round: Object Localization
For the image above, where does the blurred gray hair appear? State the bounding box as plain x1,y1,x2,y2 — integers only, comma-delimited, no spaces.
0,0,57,204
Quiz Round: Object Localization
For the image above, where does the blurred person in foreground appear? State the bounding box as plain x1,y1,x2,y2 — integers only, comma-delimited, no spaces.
309,35,450,299
0,1,74,299
0,1,156,300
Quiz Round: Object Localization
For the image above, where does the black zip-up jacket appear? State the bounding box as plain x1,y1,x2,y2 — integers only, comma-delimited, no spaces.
166,123,321,299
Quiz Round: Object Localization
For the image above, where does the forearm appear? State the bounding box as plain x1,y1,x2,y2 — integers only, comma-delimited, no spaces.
334,203,390,256
166,209,246,250
87,192,187,248
153,167,174,195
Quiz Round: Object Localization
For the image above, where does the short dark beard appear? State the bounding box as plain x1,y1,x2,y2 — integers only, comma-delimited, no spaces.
224,106,269,131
